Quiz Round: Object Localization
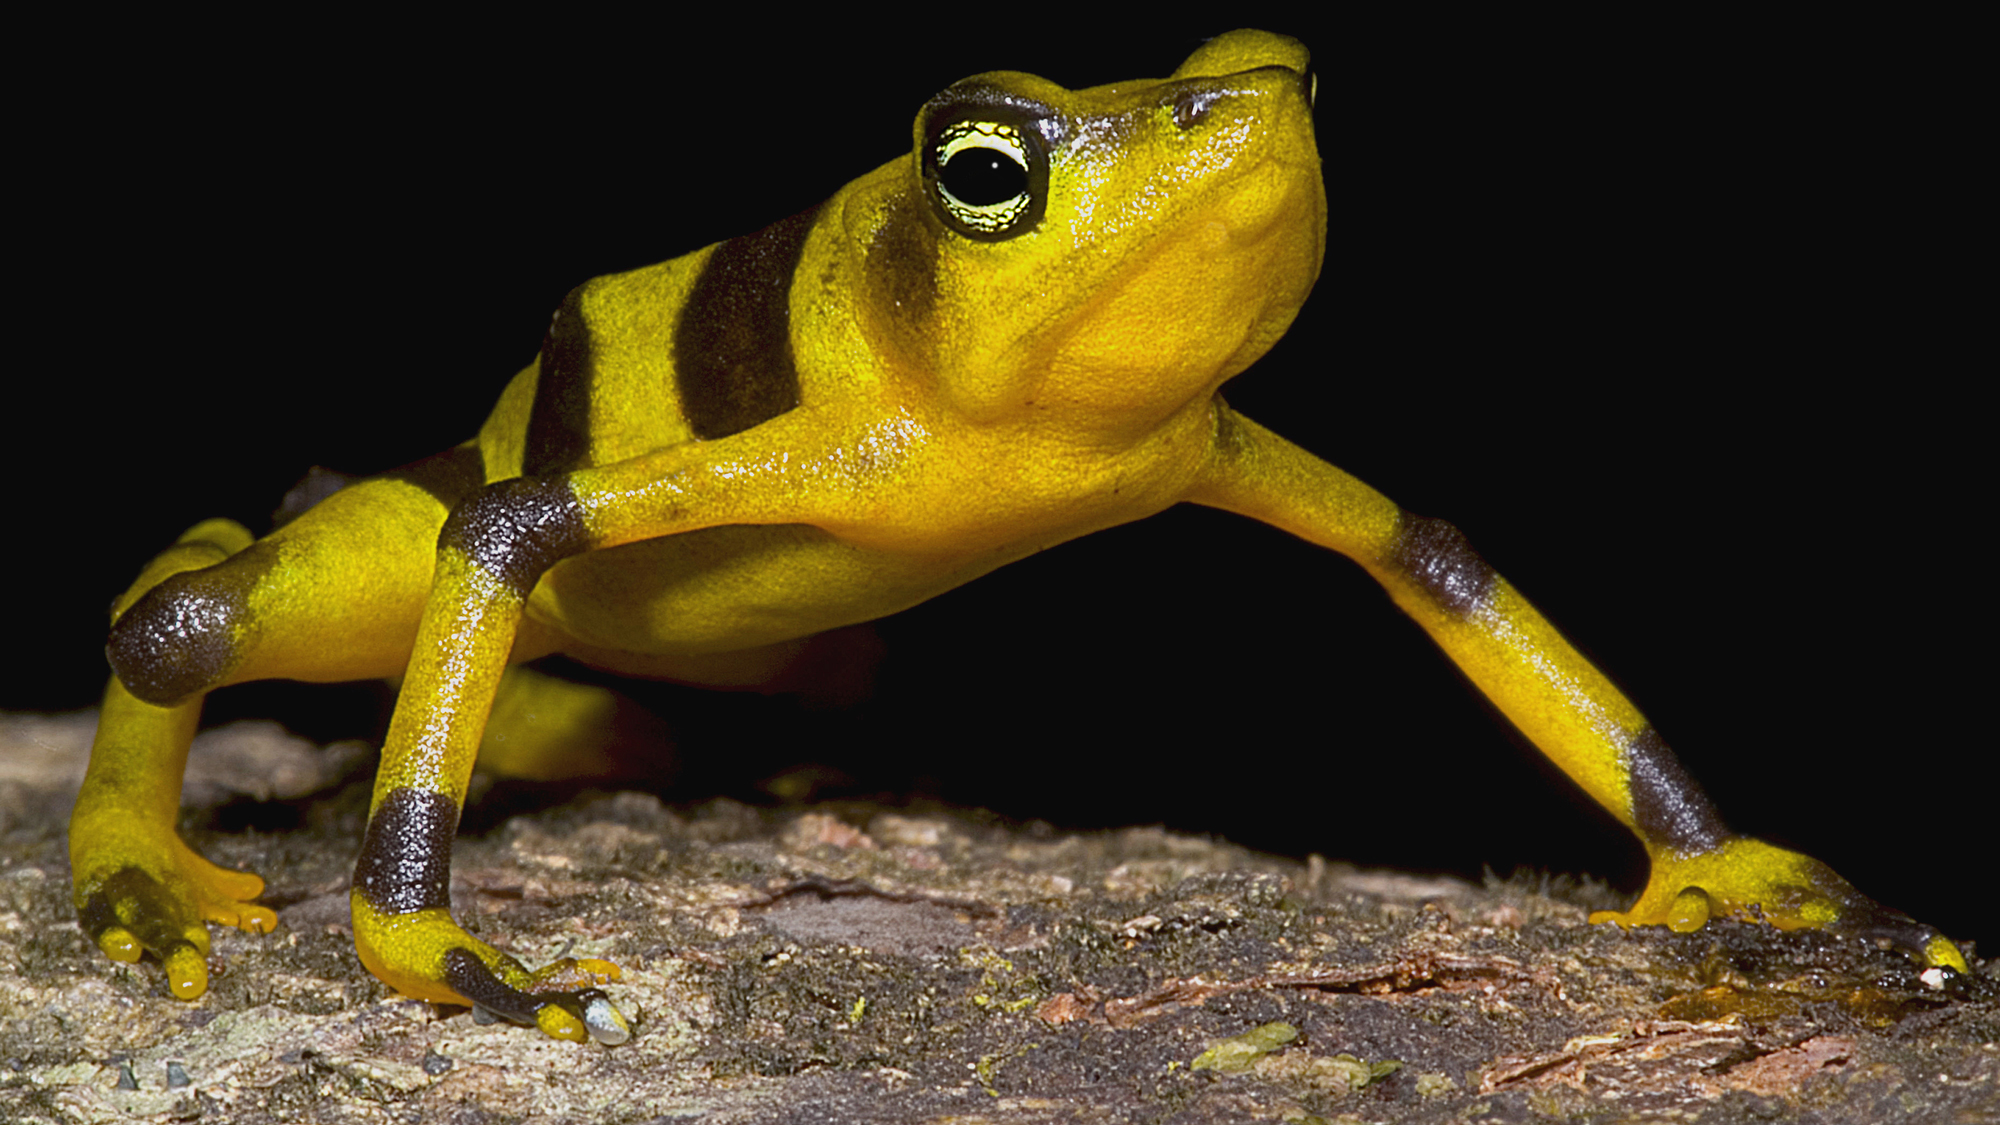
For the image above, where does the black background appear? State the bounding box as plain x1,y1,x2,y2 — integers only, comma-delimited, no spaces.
15,14,1990,947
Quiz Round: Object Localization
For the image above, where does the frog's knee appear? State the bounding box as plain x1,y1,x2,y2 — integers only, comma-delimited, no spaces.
106,546,275,704
437,477,590,598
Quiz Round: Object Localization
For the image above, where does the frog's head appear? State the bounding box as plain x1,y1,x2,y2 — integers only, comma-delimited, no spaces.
846,30,1325,443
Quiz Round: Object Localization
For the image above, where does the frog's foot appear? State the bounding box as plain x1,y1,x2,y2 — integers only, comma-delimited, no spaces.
1589,835,1970,974
352,901,630,1045
73,840,277,999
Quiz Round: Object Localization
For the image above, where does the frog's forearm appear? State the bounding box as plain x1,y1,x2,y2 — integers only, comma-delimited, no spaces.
1188,409,1706,839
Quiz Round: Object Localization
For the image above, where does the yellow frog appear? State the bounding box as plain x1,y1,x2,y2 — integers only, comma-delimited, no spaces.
68,30,1967,1046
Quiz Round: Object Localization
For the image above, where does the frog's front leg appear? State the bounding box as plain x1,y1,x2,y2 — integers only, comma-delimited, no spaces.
352,475,626,1043
358,444,810,1044
1192,409,1969,974
1593,835,1968,970
72,519,284,999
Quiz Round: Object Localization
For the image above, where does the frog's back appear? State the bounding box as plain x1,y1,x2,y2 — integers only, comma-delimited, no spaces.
476,219,816,483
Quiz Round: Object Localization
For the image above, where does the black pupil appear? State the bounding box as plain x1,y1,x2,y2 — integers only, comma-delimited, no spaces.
941,147,1026,206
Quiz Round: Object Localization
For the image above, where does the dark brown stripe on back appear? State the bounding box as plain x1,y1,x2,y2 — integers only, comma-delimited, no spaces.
271,466,360,527
436,476,590,601
673,206,817,440
353,788,459,914
386,442,490,512
1625,727,1729,852
1387,513,1496,617
524,286,597,475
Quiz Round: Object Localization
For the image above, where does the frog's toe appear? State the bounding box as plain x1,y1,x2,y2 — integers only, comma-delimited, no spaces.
1590,883,1722,935
91,921,146,964
525,955,631,1045
220,902,279,933
1832,910,1971,974
187,858,264,906
581,991,633,1045
162,943,210,999
192,879,276,933
529,990,632,1045
442,948,631,1045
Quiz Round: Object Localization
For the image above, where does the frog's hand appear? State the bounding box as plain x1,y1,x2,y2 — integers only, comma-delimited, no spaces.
351,882,628,1045
350,763,631,1044
354,419,829,1044
1594,837,1969,972
1188,408,1969,973
73,456,489,999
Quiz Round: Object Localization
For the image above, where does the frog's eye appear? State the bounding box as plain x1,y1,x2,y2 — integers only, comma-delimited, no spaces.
924,116,1047,242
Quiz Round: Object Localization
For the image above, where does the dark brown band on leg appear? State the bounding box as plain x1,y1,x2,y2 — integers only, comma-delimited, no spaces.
1626,727,1729,852
1387,513,1496,618
353,788,459,914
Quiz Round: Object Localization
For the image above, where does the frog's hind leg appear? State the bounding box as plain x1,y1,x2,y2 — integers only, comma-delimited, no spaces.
113,458,638,1042
71,455,482,1000
71,514,282,998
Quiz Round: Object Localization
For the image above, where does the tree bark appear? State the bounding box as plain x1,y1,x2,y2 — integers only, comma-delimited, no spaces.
4,712,1994,1123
